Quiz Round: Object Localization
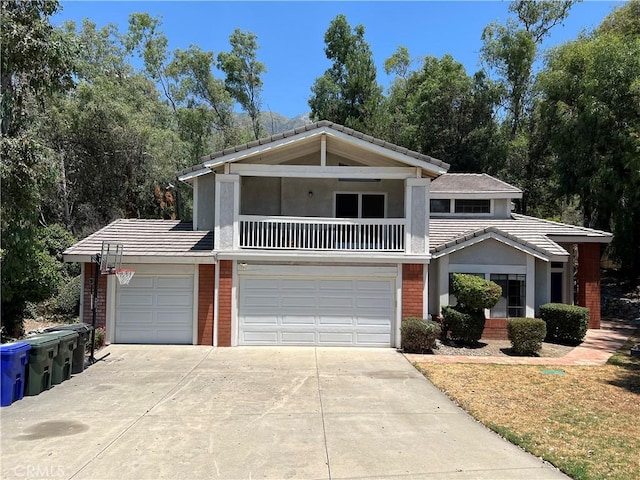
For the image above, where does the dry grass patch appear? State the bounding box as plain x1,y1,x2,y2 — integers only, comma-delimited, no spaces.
416,360,640,480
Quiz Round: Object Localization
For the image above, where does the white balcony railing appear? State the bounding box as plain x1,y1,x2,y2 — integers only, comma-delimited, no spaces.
239,215,405,252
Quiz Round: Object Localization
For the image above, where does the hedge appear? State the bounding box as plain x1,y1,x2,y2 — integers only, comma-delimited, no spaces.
540,303,589,345
401,317,441,353
54,274,82,315
507,317,546,355
441,306,486,344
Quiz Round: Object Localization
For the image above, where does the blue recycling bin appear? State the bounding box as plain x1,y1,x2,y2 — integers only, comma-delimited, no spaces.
0,342,31,407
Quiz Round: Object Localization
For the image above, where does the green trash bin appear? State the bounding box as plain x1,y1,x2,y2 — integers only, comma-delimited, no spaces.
44,323,93,374
22,335,59,396
42,331,78,385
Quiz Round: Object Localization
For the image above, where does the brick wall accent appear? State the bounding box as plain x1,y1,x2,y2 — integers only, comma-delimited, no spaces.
577,243,601,329
197,264,215,345
217,260,233,347
402,264,424,319
82,262,107,329
482,318,508,340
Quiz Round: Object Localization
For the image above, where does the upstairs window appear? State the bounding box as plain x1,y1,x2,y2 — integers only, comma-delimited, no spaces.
454,199,490,214
430,199,451,213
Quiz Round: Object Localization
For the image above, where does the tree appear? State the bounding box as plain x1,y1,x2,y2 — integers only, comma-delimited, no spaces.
217,29,266,140
537,1,640,280
1,0,77,337
309,14,383,131
383,53,502,172
480,0,578,215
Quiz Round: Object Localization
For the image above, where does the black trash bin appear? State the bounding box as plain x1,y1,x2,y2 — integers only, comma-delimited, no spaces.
44,323,94,374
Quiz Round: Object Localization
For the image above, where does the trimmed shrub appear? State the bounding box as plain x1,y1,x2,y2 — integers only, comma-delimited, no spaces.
401,317,441,353
507,318,546,355
451,274,502,310
441,306,486,344
54,274,82,315
540,303,589,345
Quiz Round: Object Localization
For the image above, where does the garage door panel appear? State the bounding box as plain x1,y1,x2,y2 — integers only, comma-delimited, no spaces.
242,295,280,307
281,315,316,325
242,331,278,344
318,316,354,326
116,274,193,345
128,276,155,289
318,332,354,344
156,277,192,289
118,311,154,325
356,316,392,326
239,269,395,347
156,293,192,307
318,296,353,308
281,295,316,308
243,315,278,325
281,331,316,344
119,293,154,307
356,332,390,345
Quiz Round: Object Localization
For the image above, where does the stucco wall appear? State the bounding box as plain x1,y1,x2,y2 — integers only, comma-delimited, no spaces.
280,178,405,217
448,239,526,265
196,174,216,231
535,258,550,314
494,199,512,218
240,177,281,215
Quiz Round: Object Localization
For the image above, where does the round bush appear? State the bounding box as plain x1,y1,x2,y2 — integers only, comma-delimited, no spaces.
442,306,486,344
55,274,81,315
451,274,502,310
540,303,589,345
507,317,546,355
401,317,441,353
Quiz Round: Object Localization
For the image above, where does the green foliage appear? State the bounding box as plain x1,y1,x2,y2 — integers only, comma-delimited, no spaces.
55,274,81,315
451,274,502,311
507,317,546,355
441,306,486,345
92,326,106,350
217,29,266,140
309,14,383,131
540,303,589,345
537,1,640,280
401,317,441,353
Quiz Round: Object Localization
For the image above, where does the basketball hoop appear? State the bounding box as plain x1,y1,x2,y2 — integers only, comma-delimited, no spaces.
114,269,135,285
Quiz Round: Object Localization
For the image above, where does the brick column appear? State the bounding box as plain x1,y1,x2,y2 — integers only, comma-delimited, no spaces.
402,264,424,319
577,243,601,329
197,264,215,345
83,262,107,329
217,260,233,346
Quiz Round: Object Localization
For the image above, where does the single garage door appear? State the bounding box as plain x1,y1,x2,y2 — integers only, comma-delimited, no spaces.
116,274,193,344
239,269,395,346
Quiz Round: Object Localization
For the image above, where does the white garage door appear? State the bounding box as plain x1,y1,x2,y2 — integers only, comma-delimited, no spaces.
239,269,395,347
116,275,193,344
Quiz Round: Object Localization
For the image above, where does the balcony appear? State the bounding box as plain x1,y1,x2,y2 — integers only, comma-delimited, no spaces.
239,215,406,252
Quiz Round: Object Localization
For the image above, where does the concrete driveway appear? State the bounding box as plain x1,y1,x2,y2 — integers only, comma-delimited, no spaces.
1,346,567,479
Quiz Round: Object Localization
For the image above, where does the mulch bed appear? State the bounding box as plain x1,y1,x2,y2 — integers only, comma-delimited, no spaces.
432,338,575,358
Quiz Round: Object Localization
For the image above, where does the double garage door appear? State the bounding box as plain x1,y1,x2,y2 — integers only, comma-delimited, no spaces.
239,266,396,347
116,273,194,344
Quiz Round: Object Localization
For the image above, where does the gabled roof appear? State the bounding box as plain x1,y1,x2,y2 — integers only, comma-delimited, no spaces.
179,120,450,181
431,173,522,198
430,214,612,260
63,220,213,263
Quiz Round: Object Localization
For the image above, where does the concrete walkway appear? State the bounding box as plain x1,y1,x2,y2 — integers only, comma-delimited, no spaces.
1,346,568,479
405,319,638,366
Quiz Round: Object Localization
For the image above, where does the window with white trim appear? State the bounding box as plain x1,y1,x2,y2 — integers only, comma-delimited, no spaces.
454,199,490,214
490,274,526,318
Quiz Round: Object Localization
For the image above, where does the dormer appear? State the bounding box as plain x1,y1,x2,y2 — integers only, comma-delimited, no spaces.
429,173,522,219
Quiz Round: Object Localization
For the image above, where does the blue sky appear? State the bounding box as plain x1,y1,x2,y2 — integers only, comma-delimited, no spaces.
55,1,623,117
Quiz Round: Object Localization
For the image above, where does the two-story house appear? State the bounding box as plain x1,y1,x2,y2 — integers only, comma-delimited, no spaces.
64,121,612,347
